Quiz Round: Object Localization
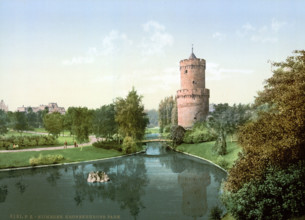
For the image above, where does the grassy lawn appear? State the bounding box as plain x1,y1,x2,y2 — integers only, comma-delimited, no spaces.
0,146,124,169
145,127,160,134
176,140,241,170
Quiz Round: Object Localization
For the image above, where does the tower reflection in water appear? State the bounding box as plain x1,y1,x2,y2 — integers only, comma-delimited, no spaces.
178,169,211,219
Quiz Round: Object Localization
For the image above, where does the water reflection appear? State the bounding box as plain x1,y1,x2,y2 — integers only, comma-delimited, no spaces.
0,142,226,220
178,169,210,219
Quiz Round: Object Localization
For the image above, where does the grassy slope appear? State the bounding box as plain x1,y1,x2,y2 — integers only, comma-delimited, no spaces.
0,146,123,169
177,141,241,169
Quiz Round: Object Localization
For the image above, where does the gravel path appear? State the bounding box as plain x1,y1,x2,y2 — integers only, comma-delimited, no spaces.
0,136,99,153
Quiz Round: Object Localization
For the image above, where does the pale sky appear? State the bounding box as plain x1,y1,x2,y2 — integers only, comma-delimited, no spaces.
1,0,304,111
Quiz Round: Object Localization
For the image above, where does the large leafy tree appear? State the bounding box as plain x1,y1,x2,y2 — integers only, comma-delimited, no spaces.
146,109,158,128
225,50,305,192
67,107,94,142
93,104,117,139
208,103,251,155
115,87,148,140
43,112,63,138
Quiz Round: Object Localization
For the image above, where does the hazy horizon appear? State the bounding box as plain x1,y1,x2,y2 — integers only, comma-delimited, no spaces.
1,0,305,111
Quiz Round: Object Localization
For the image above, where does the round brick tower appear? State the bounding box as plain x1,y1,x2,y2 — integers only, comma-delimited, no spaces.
176,48,210,128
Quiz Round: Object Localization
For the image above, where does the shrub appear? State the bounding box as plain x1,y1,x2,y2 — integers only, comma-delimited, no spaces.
122,136,137,154
222,161,305,220
183,122,217,144
29,154,64,166
93,141,122,151
0,135,57,149
209,205,223,220
170,125,185,147
216,156,229,170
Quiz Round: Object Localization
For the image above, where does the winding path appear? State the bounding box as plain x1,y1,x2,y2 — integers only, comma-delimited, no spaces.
0,136,98,153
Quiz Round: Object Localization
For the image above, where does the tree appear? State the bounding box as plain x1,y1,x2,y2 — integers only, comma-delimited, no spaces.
43,112,63,138
224,50,305,192
14,111,29,133
27,107,38,129
222,161,305,220
208,103,251,155
158,96,175,132
115,87,149,140
0,110,9,135
92,104,117,139
68,107,93,142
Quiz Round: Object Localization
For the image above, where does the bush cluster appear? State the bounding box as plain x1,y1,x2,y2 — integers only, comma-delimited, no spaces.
222,161,305,220
0,135,57,150
122,136,138,154
29,154,64,166
92,141,122,152
183,122,217,144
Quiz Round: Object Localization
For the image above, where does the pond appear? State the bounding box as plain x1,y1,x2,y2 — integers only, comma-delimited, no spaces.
0,137,227,220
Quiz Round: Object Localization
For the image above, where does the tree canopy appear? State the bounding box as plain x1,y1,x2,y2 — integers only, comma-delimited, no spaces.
158,96,176,132
225,50,305,192
92,104,117,139
115,87,148,140
43,112,63,138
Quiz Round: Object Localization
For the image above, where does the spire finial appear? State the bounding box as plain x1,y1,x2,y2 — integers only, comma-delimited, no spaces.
192,44,193,53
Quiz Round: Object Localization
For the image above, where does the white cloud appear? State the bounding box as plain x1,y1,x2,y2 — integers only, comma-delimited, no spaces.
212,32,226,41
271,18,286,32
140,21,174,56
236,19,286,43
206,62,254,81
62,30,132,65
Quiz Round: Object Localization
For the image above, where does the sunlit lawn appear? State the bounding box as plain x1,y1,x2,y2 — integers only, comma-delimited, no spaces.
177,140,241,170
0,146,123,169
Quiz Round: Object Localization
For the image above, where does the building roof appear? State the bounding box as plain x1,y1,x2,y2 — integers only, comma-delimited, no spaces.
189,45,197,59
189,52,197,59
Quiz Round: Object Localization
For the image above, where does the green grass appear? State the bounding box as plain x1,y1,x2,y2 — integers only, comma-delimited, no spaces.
0,146,124,169
145,127,160,134
176,140,241,170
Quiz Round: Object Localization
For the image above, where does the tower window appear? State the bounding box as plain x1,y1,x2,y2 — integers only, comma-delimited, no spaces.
185,70,188,74
192,81,196,84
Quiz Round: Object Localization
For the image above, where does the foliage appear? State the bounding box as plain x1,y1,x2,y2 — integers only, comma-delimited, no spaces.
14,111,29,132
26,107,38,129
209,205,223,220
208,103,251,156
146,109,159,128
115,87,148,140
225,50,305,192
92,104,117,139
66,107,94,142
93,141,122,152
183,122,217,144
0,135,57,149
0,110,9,135
158,96,176,133
222,161,305,220
29,154,64,166
43,112,64,138
216,156,229,170
122,136,138,154
170,125,186,147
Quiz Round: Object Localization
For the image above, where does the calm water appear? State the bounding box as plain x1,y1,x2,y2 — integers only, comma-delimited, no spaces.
0,138,226,220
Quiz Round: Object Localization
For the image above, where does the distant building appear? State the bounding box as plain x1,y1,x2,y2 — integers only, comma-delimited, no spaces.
17,102,65,114
0,100,9,112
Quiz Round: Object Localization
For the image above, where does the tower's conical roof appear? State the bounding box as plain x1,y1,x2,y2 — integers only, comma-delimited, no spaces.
189,45,197,59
